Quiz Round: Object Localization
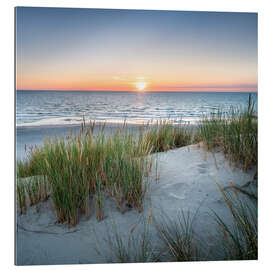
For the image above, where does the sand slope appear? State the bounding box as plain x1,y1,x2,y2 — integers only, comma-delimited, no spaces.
16,143,257,265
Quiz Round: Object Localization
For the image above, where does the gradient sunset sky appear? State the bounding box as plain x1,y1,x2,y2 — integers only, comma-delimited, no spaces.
16,7,258,92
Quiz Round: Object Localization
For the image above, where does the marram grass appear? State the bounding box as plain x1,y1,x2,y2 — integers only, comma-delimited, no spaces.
197,94,257,171
16,95,258,227
95,220,161,263
96,181,258,263
16,120,191,226
16,179,27,215
213,181,257,260
152,210,201,262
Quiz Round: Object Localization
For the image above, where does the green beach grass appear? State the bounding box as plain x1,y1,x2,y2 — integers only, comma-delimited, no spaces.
196,94,257,172
96,221,161,263
95,186,257,263
16,120,191,225
16,95,257,232
152,210,201,261
213,181,257,260
16,95,258,262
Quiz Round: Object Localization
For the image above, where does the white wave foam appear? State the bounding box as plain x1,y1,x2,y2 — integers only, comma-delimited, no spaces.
16,116,201,127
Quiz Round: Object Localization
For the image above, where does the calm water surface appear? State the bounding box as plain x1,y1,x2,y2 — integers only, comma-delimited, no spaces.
16,91,258,127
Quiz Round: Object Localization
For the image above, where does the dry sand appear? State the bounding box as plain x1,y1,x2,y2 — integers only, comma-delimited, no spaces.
16,143,257,265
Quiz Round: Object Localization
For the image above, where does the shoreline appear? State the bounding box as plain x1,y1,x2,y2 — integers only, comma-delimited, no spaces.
16,117,199,129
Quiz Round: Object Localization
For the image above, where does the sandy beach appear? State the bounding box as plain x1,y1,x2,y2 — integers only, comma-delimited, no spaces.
16,143,257,265
16,123,145,160
14,7,258,267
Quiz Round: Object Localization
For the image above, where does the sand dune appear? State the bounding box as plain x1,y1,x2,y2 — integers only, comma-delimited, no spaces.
16,143,257,265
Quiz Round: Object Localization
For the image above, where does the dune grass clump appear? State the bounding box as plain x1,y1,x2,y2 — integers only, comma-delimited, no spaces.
16,122,154,225
153,211,201,261
44,127,151,225
16,179,27,215
96,222,160,263
198,94,257,171
16,120,194,225
213,182,257,260
141,120,192,153
16,147,45,178
16,176,49,214
25,176,49,206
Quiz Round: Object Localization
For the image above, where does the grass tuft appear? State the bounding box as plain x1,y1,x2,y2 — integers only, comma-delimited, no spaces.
213,182,257,260
16,120,193,225
153,211,201,261
96,221,161,263
16,179,27,215
197,94,257,171
141,120,192,153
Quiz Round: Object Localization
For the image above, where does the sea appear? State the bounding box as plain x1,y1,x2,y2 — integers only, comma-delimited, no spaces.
16,91,258,127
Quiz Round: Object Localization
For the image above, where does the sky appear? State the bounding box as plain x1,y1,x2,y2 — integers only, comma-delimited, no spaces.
16,7,258,92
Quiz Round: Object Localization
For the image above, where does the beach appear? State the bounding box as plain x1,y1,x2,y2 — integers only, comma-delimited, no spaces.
16,123,143,161
15,92,258,264
14,7,258,266
16,142,257,265
16,100,258,263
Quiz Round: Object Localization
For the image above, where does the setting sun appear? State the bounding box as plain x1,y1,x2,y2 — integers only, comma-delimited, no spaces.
135,81,147,91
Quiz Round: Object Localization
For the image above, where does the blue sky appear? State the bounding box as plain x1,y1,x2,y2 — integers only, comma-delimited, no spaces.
16,7,258,91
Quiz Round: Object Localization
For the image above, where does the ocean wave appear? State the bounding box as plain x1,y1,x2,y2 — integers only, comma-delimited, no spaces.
16,116,201,127
16,91,257,128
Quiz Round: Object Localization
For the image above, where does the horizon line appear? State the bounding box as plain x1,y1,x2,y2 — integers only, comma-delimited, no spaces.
16,89,258,93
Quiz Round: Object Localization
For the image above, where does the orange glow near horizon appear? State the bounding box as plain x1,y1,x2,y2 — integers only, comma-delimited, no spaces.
16,55,258,92
16,8,257,93
16,67,257,92
16,76,257,92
